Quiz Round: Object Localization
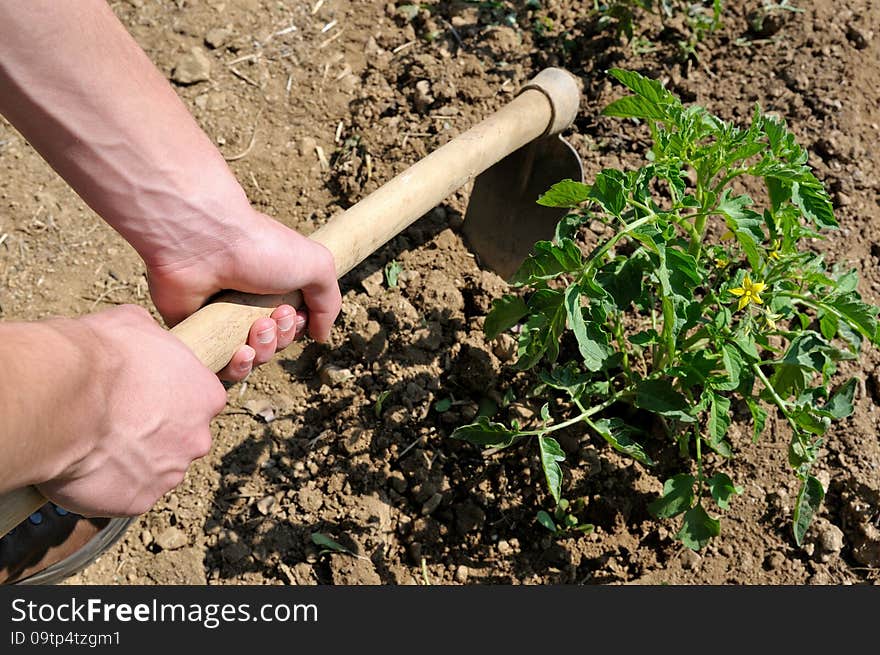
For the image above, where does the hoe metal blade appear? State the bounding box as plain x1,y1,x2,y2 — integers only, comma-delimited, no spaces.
462,134,584,281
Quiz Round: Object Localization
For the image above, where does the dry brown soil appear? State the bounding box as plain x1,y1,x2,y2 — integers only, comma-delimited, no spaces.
2,0,878,585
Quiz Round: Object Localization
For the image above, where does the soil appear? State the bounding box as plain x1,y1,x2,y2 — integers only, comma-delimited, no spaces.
2,0,878,585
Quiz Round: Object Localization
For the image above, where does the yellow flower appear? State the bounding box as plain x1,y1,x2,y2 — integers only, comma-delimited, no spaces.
714,257,728,269
769,249,780,261
729,275,766,311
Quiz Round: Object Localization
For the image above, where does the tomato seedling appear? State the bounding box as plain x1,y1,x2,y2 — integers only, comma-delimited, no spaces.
453,68,879,550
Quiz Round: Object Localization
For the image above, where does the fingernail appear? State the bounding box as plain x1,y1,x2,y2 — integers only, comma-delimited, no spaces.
277,315,295,332
239,352,255,371
295,314,307,332
257,327,275,344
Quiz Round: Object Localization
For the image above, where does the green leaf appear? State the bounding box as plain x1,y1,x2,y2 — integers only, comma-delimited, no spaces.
311,533,352,555
745,398,768,443
538,361,591,399
384,260,403,288
434,397,452,413
824,378,857,419
515,289,567,370
555,213,586,241
793,476,825,546
791,179,838,229
590,417,655,466
603,95,668,121
539,436,566,504
564,284,611,371
676,505,721,551
629,329,658,346
707,393,732,457
511,239,583,286
603,68,678,121
827,293,879,343
451,416,520,448
588,169,628,216
537,179,591,207
648,474,695,519
707,473,743,510
536,510,558,533
484,295,528,340
634,379,695,423
819,311,838,341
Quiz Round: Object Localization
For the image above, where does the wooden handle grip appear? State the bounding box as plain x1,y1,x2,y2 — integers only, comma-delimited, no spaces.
0,69,580,539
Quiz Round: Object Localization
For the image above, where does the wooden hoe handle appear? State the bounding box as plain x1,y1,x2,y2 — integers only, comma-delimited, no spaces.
0,68,580,539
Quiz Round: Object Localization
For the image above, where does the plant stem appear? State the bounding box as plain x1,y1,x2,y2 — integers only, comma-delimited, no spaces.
751,363,800,434
517,394,621,437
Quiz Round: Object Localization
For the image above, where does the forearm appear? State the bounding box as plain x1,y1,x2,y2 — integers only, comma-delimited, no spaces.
0,0,250,268
0,321,100,493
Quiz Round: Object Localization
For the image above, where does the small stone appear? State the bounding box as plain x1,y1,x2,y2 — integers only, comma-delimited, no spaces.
222,541,249,564
413,80,434,113
389,471,408,493
140,530,154,547
318,364,353,387
814,519,845,562
454,565,469,583
421,492,443,515
154,527,188,551
205,27,232,49
764,551,785,570
298,136,317,157
846,25,870,50
680,549,701,570
256,496,276,516
588,219,607,235
492,333,517,362
171,47,212,85
361,268,385,297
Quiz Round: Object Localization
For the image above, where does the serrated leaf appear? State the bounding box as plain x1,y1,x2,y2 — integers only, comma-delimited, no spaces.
564,284,611,372
793,476,825,546
707,393,732,457
511,239,583,286
484,295,528,340
590,417,655,465
824,378,857,419
827,293,879,343
537,179,591,207
588,169,628,216
555,213,586,241
604,68,678,121
707,473,743,510
634,379,695,423
819,311,838,341
648,474,695,519
603,95,668,121
451,416,520,448
791,179,838,229
746,398,768,443
539,436,566,504
676,505,721,551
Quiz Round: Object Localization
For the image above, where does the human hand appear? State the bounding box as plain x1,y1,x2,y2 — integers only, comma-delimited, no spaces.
36,305,228,517
145,209,342,382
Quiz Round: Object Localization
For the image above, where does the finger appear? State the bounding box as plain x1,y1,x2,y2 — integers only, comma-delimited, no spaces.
247,316,278,366
218,344,256,382
271,304,300,351
300,280,341,343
